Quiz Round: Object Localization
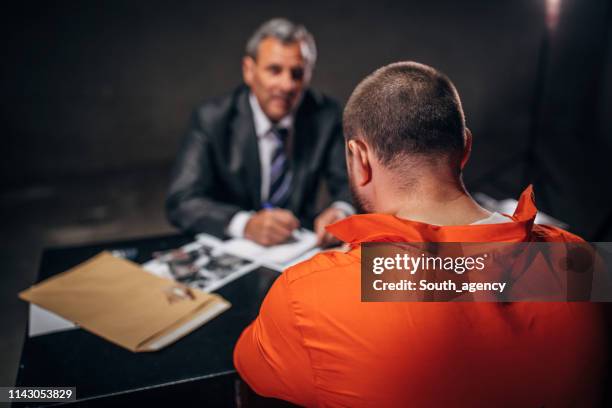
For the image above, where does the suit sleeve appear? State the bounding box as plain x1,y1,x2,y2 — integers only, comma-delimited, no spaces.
233,272,317,406
324,116,352,205
165,111,242,237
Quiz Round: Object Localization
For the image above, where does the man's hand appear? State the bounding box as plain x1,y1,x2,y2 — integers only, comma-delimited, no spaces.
314,207,346,248
244,209,300,246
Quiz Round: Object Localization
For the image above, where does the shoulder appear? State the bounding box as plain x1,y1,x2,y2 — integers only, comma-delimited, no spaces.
531,224,585,243
282,248,359,285
190,85,249,132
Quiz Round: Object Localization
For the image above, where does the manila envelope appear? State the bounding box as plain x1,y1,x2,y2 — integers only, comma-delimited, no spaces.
19,251,231,352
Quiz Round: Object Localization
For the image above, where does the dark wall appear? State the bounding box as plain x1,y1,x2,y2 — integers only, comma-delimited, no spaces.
2,0,544,182
531,0,612,239
1,0,611,237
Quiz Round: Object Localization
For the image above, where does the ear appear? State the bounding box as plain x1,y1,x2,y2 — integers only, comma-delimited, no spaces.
347,139,372,186
242,56,255,86
460,128,472,170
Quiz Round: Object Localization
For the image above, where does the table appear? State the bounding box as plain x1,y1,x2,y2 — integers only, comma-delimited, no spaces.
14,233,282,407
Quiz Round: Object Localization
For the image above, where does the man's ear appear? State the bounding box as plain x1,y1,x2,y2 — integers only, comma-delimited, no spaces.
242,56,255,86
460,128,473,170
347,139,372,187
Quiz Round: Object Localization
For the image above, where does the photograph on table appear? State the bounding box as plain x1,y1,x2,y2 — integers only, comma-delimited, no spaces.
142,238,258,293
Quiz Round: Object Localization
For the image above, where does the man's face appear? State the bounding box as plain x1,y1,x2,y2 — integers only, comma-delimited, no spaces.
243,37,307,122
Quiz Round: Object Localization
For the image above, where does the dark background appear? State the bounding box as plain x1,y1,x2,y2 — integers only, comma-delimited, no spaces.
0,0,610,389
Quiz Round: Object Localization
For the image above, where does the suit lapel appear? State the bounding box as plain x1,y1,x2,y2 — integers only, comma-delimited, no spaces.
231,89,261,208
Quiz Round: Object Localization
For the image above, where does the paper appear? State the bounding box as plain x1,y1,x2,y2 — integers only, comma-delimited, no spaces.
142,236,259,293
29,304,78,337
19,252,231,352
202,228,320,272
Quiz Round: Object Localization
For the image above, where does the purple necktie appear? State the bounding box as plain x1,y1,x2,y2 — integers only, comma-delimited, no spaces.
267,127,292,207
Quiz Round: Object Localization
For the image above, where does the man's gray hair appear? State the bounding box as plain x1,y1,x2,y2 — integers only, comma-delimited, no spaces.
245,18,317,79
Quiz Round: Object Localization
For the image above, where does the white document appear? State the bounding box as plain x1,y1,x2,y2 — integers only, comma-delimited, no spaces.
29,304,78,337
209,228,320,272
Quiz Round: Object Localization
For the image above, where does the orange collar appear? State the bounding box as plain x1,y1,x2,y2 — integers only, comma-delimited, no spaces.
327,185,537,244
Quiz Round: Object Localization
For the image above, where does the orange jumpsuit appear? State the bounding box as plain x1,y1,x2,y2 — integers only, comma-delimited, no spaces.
234,186,609,407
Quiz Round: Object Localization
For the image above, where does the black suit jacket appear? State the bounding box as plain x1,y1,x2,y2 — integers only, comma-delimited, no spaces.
166,85,351,237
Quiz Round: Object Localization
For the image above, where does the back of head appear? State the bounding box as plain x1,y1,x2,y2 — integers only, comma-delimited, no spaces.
343,62,466,171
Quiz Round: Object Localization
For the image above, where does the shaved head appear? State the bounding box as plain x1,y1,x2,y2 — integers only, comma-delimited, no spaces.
343,61,466,173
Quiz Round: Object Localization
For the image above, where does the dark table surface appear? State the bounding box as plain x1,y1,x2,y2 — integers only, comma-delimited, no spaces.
14,233,280,406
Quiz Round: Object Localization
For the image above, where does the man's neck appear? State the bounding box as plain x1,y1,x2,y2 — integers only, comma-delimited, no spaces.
383,183,490,226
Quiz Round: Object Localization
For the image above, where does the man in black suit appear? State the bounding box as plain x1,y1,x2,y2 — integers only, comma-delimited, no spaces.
166,18,353,246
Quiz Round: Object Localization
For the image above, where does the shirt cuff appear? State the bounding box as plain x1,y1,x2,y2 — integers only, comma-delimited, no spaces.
226,210,255,238
331,201,356,218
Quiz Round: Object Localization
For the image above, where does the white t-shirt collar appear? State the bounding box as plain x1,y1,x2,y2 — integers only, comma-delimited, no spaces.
470,212,512,225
